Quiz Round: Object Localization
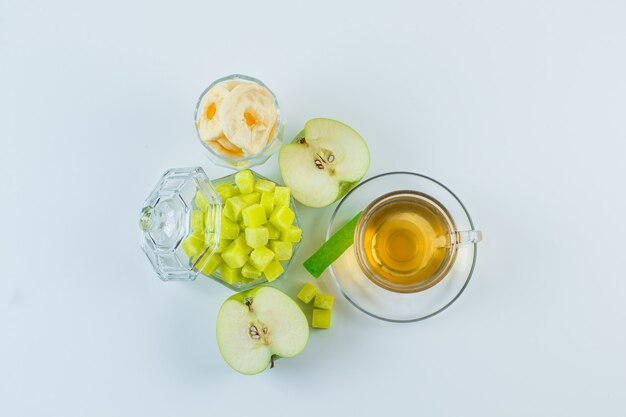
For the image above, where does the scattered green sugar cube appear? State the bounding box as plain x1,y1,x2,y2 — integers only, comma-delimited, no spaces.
235,170,254,194
280,225,302,243
221,239,251,269
181,230,205,258
190,210,204,231
253,179,276,193
199,254,222,275
249,246,275,272
242,204,267,227
312,309,331,329
260,192,275,216
219,215,240,240
263,260,284,282
270,206,295,231
265,223,280,240
269,240,292,261
240,192,260,206
215,183,238,201
297,283,318,304
245,227,269,248
274,186,291,207
195,191,209,212
224,195,247,221
220,264,242,284
241,263,262,279
314,293,334,310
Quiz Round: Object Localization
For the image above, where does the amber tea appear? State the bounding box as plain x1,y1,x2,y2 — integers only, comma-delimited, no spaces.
354,191,458,293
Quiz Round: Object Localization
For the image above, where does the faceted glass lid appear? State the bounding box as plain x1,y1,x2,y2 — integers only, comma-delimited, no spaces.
139,167,221,281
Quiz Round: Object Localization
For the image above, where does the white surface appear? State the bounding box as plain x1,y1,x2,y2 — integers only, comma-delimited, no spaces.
1,1,625,416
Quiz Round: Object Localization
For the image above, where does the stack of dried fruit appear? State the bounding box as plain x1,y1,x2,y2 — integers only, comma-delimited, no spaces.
196,78,278,158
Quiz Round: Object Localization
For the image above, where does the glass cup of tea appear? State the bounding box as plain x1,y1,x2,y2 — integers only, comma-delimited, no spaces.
327,172,483,322
354,191,482,294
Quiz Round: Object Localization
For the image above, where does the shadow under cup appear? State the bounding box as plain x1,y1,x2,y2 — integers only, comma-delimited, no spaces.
354,191,459,294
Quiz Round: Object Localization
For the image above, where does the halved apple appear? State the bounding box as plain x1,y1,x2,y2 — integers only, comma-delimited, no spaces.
278,118,369,207
216,286,309,375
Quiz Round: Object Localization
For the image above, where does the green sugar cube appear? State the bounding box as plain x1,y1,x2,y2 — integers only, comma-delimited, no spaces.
200,254,222,275
242,204,267,228
221,238,251,269
249,246,275,272
235,170,254,194
314,293,334,310
220,264,242,285
312,309,331,329
213,239,231,254
224,195,247,221
219,215,240,240
241,263,262,279
204,230,218,250
260,192,275,216
253,179,276,193
195,191,209,212
269,240,292,261
215,183,238,201
297,283,318,304
190,210,204,231
245,227,269,248
181,230,205,258
263,260,284,282
270,206,295,231
240,192,260,206
234,235,252,253
274,186,290,207
280,225,302,243
265,223,280,240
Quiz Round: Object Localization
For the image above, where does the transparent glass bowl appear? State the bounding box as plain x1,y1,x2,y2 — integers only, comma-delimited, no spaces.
139,167,301,291
208,171,302,291
326,172,480,322
194,74,284,170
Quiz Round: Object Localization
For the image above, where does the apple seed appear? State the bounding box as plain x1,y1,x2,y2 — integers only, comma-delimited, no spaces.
249,324,260,339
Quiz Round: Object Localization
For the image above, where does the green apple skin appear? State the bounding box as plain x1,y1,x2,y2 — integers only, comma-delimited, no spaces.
216,286,309,375
279,119,370,208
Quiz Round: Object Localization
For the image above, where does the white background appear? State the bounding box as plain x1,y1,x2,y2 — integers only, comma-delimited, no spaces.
1,1,625,416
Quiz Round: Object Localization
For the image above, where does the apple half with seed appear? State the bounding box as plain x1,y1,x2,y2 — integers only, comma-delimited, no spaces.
279,118,370,207
216,286,309,375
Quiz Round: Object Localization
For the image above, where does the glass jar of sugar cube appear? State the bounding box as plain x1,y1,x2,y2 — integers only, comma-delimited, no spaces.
139,167,303,290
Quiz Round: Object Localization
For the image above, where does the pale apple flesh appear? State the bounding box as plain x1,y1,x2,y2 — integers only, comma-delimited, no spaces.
279,118,370,208
216,286,309,375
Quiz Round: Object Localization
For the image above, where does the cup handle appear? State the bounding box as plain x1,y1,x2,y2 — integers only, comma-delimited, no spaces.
453,230,483,245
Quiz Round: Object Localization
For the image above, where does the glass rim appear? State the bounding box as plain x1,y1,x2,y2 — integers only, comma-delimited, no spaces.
193,74,283,163
326,171,478,323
